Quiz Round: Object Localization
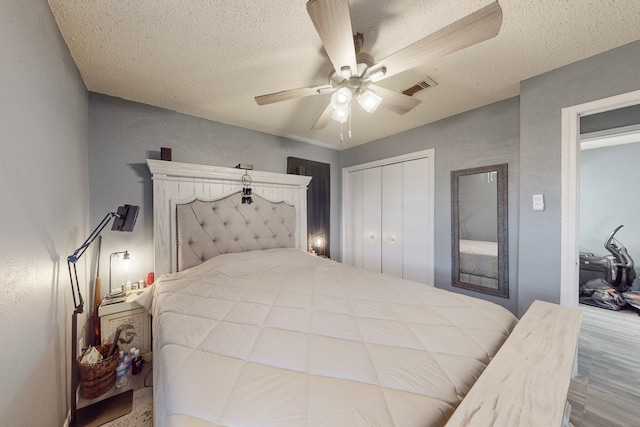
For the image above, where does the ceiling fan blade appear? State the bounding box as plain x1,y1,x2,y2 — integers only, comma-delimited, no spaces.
369,85,421,115
255,84,333,106
311,102,335,130
307,0,358,77
367,1,503,82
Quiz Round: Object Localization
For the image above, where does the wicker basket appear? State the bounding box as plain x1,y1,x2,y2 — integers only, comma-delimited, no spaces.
77,344,119,399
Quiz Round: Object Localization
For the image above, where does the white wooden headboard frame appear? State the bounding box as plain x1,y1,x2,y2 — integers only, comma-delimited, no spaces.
146,159,311,276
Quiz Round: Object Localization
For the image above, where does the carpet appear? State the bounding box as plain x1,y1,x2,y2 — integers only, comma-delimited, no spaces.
102,387,153,427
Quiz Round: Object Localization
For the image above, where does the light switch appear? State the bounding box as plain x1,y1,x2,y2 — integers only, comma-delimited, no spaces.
532,194,544,211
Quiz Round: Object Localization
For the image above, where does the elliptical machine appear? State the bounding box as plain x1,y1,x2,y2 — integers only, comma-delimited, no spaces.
579,225,640,312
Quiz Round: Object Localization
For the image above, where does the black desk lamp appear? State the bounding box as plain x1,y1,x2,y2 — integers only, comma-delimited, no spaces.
67,204,139,425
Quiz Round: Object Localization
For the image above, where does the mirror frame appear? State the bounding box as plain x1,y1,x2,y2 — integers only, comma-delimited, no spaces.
451,163,509,298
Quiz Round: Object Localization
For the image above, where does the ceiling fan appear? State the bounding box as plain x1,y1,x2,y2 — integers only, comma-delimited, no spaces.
255,0,503,135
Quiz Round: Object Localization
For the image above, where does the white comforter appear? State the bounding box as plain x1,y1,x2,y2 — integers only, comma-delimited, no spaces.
141,248,516,427
459,239,499,279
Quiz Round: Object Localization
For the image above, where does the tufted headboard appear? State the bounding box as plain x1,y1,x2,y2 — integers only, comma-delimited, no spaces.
176,192,296,271
147,159,311,276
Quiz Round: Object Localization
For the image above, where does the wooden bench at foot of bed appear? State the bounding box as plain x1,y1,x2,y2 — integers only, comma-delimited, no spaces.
446,300,581,427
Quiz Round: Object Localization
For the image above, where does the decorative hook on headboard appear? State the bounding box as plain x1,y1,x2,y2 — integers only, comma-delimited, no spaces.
236,164,254,204
242,172,253,204
241,172,252,187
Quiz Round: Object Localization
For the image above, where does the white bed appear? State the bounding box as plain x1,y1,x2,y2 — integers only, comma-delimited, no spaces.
459,239,497,278
145,247,516,426
143,159,581,427
459,239,498,289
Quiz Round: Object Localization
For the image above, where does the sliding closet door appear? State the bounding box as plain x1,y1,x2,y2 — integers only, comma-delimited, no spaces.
345,170,363,267
402,157,432,283
362,167,382,273
382,163,403,277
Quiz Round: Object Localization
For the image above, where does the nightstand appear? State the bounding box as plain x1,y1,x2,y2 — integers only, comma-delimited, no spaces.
99,291,150,354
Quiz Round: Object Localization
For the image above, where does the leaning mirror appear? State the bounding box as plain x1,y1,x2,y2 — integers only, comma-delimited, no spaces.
451,163,508,297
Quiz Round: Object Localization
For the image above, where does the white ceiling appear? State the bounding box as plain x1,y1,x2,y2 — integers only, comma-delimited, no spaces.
47,0,640,150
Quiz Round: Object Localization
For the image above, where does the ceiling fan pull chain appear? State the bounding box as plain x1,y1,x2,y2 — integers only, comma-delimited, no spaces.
348,105,353,140
340,123,344,144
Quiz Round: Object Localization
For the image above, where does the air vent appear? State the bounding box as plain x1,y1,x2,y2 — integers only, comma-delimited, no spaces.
402,77,437,96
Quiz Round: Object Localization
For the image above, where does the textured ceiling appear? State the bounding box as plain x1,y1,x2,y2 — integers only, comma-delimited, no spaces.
47,0,640,150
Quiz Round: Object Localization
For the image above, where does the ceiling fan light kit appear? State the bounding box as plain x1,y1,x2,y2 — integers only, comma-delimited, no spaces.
254,0,503,142
330,87,352,111
357,89,382,113
331,106,350,123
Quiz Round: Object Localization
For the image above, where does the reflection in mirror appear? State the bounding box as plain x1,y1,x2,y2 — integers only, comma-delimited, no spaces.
451,164,508,297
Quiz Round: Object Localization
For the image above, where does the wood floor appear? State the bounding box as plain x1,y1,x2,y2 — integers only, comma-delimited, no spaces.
568,304,640,427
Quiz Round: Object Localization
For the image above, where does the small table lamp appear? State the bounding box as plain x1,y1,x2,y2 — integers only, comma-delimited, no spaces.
314,233,326,257
109,250,130,294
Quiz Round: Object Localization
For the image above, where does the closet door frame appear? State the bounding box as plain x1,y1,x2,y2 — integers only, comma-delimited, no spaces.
341,149,435,285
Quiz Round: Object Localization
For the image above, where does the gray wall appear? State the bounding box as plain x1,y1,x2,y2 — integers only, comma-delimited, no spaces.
518,40,640,315
341,97,521,314
0,1,88,426
88,93,341,287
580,143,640,257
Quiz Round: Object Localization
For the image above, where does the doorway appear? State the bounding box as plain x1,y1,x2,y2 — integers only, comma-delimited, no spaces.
287,157,331,258
560,89,640,307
